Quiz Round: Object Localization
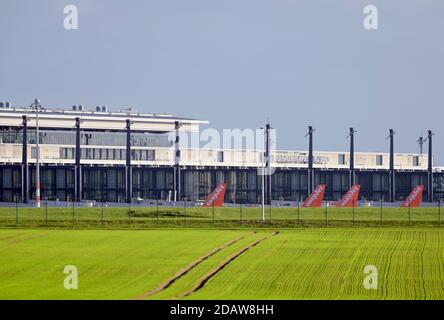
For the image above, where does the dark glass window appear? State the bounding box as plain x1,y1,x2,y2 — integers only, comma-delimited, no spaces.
376,155,383,166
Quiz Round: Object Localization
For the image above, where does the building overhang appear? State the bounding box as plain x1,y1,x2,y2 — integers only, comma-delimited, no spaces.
0,107,208,133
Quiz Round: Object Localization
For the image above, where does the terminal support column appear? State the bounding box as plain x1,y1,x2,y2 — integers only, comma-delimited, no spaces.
174,121,181,201
308,126,314,196
427,130,433,202
22,115,28,203
349,127,355,188
126,119,132,203
75,117,82,202
389,129,395,202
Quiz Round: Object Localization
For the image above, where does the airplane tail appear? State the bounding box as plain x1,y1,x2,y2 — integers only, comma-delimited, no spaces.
301,184,326,208
400,185,424,208
203,182,228,207
337,185,361,208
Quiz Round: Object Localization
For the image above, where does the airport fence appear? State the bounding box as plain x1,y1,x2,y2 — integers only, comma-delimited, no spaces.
0,199,442,229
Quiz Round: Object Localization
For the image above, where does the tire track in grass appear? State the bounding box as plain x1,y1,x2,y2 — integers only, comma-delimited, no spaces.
132,232,254,300
7,233,48,246
150,232,267,300
0,232,49,254
0,231,29,242
177,232,279,298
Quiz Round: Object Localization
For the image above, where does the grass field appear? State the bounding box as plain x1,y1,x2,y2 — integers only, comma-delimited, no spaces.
1,228,443,300
0,205,442,228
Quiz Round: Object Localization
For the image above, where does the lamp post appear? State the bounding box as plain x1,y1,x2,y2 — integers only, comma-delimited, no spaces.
259,126,266,223
261,160,265,223
30,99,43,208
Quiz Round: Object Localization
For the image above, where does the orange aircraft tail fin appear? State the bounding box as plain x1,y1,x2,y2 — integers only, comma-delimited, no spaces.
301,184,326,208
203,182,228,207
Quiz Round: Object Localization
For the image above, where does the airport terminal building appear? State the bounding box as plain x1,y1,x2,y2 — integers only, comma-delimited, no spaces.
0,104,443,204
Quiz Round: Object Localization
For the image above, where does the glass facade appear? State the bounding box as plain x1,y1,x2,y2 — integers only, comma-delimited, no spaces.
0,166,22,202
0,129,172,147
1,165,442,203
58,147,156,161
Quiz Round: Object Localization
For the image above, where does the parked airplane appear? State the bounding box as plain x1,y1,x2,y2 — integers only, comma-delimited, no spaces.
203,182,228,207
301,184,326,208
400,185,424,208
336,185,361,208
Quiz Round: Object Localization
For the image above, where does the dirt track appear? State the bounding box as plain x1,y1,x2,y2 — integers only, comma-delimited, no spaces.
177,231,279,298
133,232,254,300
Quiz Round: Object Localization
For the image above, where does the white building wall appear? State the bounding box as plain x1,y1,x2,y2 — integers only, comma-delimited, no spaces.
0,143,434,171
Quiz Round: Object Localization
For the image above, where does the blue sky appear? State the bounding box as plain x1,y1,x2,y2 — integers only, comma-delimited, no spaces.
1,0,443,163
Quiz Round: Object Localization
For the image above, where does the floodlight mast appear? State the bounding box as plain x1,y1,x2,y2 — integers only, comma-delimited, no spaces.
265,121,273,221
30,99,43,208
260,125,265,223
261,161,265,223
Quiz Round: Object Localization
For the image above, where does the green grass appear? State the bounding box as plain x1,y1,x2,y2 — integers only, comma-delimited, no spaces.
0,228,443,300
187,229,444,300
0,229,248,299
147,231,268,300
0,206,442,228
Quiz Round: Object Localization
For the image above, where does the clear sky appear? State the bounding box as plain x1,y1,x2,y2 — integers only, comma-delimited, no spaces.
1,0,443,163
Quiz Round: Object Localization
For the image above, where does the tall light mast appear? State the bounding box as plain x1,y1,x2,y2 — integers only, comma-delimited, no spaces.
30,99,43,208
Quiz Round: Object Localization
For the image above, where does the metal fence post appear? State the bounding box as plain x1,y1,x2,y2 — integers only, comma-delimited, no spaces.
72,200,75,228
101,201,104,227
45,198,48,227
380,198,383,226
408,202,411,227
212,202,215,228
128,202,131,228
325,201,328,226
297,198,300,226
439,199,441,226
352,200,355,226
240,202,243,226
15,195,19,225
269,201,272,224
184,200,187,228
157,199,160,225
